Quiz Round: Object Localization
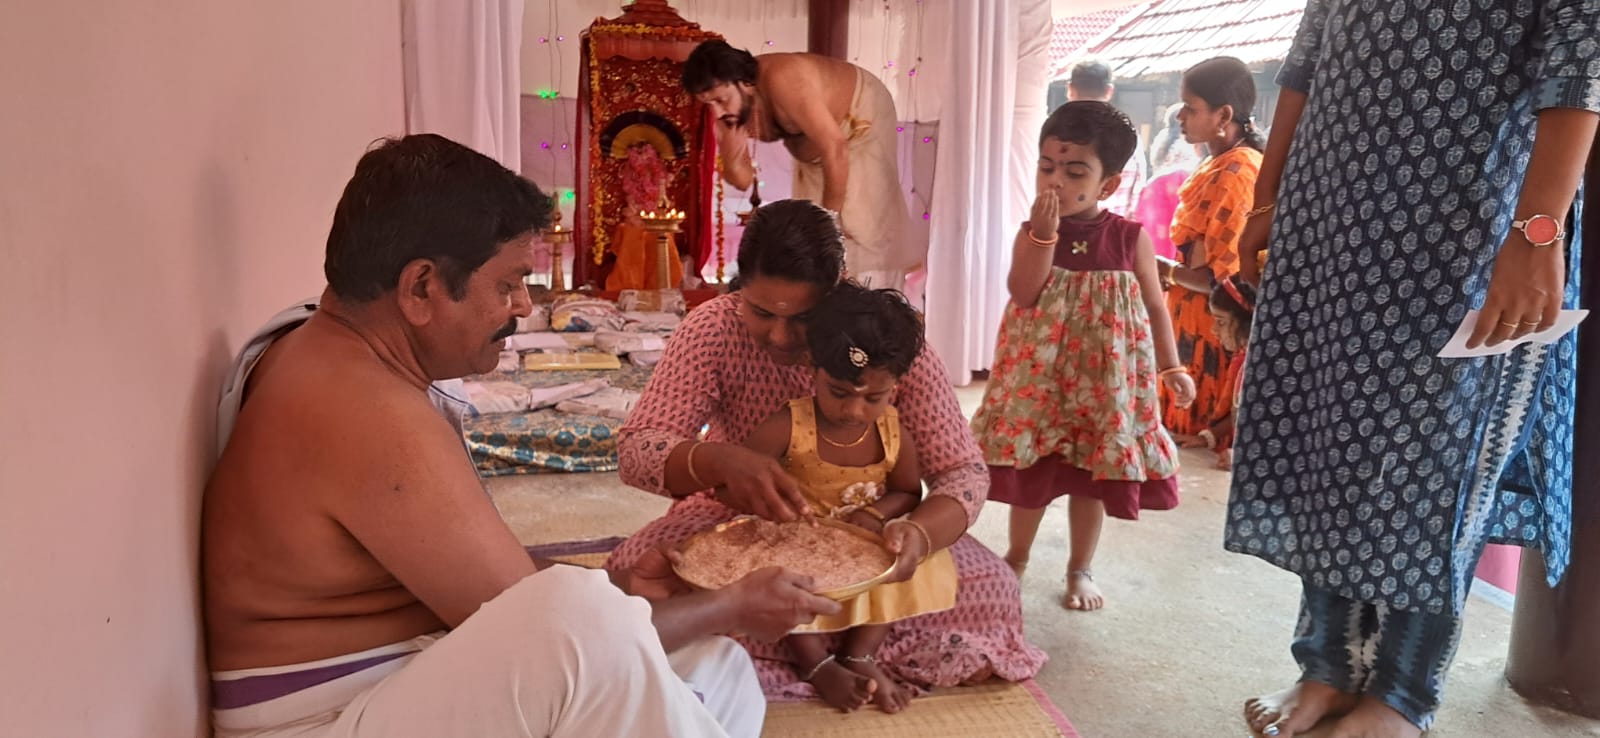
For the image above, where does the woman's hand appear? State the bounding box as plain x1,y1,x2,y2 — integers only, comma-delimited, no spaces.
1162,371,1197,408
1238,210,1272,286
880,519,932,584
1467,235,1565,349
1173,433,1206,449
1030,188,1060,242
708,445,813,521
1156,257,1179,291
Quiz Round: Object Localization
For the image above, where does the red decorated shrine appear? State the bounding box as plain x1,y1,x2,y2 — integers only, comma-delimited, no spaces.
573,0,722,288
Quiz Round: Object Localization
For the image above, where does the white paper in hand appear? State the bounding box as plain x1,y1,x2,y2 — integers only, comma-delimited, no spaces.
1437,309,1588,358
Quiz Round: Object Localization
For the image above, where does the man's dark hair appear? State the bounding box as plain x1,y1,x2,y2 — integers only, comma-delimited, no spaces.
1039,100,1138,175
806,281,924,383
324,134,551,303
1182,56,1266,152
683,40,759,94
1068,59,1114,100
734,199,845,288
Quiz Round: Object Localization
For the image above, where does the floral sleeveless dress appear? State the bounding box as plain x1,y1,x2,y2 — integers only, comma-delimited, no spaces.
971,212,1180,520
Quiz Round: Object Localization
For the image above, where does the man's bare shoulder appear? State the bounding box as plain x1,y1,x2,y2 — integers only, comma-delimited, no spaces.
758,53,858,124
256,321,444,432
762,52,862,82
221,322,461,490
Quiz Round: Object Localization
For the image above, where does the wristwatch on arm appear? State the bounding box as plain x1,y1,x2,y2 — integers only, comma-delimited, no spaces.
1511,214,1565,248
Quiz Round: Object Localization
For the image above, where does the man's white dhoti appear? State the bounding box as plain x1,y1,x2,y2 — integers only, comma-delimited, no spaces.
790,67,917,290
211,566,764,738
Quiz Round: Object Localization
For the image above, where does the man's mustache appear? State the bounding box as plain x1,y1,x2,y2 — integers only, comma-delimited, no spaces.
493,321,517,342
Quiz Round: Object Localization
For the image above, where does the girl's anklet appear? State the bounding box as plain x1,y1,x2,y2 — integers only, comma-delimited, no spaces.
800,654,837,681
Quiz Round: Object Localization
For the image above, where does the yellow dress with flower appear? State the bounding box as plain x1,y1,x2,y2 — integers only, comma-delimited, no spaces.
783,398,958,633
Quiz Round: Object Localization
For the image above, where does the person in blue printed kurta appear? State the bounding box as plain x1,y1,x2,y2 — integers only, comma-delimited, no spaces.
1225,0,1600,736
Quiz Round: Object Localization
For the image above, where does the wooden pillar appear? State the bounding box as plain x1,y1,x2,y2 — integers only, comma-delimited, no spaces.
1505,133,1600,717
808,0,849,59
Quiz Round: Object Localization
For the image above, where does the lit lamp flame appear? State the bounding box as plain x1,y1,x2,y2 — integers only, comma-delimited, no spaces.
542,203,573,291
637,191,687,290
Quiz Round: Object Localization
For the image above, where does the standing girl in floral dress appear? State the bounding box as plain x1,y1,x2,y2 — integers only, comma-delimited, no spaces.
972,101,1196,611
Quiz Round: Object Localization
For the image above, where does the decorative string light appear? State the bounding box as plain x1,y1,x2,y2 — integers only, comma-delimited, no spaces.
908,0,931,222
534,0,579,288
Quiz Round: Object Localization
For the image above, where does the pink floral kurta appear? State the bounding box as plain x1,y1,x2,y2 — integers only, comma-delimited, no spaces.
609,293,1047,700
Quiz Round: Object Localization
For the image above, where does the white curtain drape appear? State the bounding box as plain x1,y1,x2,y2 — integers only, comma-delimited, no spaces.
402,0,525,169
923,0,1052,385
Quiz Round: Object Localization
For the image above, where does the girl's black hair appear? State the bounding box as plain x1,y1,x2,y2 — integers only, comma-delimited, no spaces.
1209,274,1257,339
805,281,924,383
1038,100,1138,174
1182,57,1266,152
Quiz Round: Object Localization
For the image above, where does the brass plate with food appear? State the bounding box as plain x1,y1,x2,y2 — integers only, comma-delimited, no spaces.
673,516,898,601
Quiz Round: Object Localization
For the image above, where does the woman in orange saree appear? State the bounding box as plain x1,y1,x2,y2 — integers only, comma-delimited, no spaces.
1159,57,1263,438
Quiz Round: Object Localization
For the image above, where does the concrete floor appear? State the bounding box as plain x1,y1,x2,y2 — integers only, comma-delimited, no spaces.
486,386,1600,737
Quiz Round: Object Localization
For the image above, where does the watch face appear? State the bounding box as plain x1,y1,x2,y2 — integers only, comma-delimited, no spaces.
1525,216,1560,245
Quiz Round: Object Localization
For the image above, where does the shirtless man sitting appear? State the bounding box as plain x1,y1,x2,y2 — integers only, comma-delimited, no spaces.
684,40,917,290
202,134,839,738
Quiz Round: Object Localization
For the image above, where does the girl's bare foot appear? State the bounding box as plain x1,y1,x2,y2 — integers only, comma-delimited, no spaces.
806,660,877,712
841,655,911,713
1004,555,1028,578
1326,696,1421,738
1063,569,1104,610
1244,681,1359,736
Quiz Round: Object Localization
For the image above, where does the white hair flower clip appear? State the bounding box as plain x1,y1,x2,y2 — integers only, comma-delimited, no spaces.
848,346,869,368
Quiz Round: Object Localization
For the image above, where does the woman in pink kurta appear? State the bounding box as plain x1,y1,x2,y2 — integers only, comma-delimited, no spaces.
607,200,1046,703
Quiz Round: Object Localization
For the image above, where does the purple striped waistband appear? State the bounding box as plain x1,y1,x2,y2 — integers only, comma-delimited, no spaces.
212,651,411,709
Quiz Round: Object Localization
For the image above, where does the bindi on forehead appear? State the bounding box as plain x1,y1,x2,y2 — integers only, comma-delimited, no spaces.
741,285,818,317
745,295,800,314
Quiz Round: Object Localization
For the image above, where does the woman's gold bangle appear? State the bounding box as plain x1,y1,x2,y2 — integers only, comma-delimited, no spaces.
887,517,933,564
684,441,710,489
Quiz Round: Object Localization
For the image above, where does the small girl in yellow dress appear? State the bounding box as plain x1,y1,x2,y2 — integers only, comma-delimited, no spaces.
743,282,958,715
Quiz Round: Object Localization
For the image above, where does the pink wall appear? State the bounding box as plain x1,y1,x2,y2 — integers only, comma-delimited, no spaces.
0,3,403,734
